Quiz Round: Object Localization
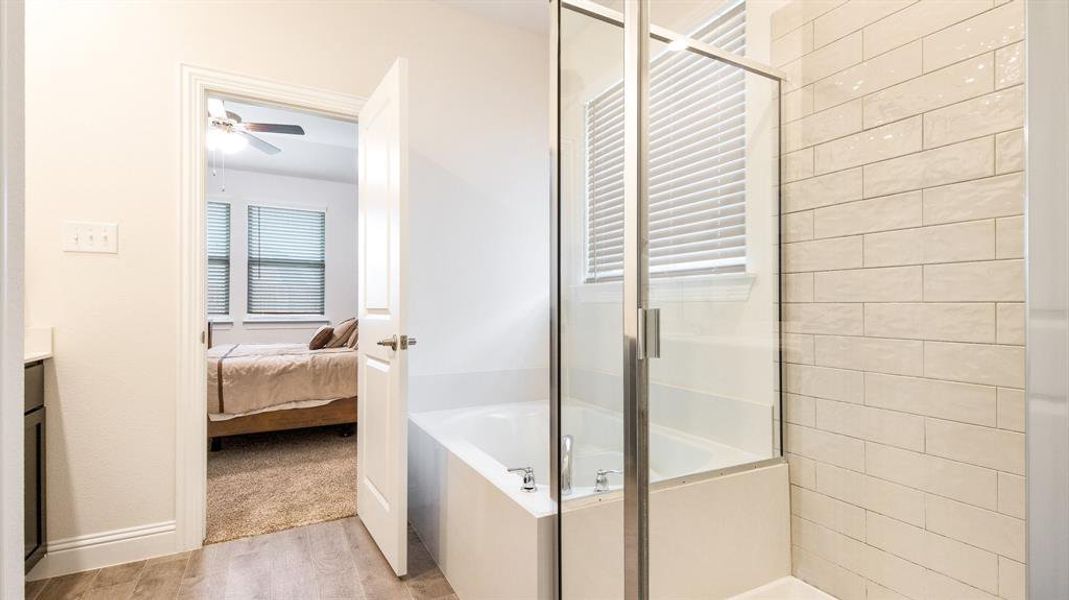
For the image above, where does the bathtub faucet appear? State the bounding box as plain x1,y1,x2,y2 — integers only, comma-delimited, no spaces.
594,469,622,493
507,466,537,493
561,434,574,496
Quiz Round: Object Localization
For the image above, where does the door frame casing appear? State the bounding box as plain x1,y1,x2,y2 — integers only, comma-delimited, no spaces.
176,65,364,550
0,0,24,595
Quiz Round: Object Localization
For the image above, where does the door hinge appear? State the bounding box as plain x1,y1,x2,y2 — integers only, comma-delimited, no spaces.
637,307,660,360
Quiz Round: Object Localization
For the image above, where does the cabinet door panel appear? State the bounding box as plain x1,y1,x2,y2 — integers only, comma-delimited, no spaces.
25,407,45,570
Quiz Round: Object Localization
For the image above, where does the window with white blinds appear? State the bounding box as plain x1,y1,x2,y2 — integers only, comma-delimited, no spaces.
206,202,231,316
247,205,326,315
585,1,747,281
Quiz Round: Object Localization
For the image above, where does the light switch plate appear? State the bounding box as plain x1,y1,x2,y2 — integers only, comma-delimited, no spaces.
63,221,118,254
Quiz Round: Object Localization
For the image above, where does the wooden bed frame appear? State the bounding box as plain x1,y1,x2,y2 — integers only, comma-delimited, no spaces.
208,396,358,449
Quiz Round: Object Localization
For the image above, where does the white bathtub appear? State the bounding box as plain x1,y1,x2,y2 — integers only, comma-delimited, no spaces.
409,401,790,599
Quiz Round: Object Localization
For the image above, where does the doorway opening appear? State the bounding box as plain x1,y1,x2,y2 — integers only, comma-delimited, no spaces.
202,96,360,544
180,62,421,583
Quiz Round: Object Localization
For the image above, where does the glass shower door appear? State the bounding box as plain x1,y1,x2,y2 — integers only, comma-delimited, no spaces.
644,2,784,595
553,1,784,597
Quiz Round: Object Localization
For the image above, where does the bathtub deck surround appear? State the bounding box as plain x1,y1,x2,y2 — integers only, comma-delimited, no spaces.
775,0,1026,599
409,401,790,598
563,462,790,598
409,404,553,600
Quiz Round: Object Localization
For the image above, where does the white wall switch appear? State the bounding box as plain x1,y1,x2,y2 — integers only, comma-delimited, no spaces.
63,221,118,254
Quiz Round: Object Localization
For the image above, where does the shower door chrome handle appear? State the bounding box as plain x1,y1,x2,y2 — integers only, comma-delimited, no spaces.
637,308,660,359
377,335,398,351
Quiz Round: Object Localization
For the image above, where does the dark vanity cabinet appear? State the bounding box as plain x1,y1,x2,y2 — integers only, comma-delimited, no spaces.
24,361,45,572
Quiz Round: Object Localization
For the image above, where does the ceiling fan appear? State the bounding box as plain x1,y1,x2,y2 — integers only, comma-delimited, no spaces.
206,98,305,155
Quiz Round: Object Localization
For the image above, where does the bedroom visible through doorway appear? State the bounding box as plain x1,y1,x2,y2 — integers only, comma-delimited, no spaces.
202,96,359,544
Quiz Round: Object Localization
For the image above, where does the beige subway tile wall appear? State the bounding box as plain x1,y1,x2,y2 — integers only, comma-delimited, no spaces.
774,0,1025,598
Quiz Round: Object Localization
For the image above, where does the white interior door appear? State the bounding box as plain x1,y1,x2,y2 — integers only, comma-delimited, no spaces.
357,58,410,577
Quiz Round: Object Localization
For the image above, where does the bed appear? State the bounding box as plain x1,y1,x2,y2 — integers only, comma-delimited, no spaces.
206,342,358,447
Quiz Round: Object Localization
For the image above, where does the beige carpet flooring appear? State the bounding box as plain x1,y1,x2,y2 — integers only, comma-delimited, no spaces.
206,426,357,544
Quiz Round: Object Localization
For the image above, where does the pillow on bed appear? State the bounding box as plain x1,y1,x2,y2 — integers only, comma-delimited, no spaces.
327,317,358,348
346,324,359,349
308,325,334,350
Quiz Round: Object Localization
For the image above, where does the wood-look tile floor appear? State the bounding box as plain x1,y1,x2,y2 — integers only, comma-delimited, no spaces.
26,517,456,600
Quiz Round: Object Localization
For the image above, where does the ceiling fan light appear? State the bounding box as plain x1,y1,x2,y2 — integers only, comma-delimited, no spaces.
219,132,248,154
205,127,224,151
206,128,247,154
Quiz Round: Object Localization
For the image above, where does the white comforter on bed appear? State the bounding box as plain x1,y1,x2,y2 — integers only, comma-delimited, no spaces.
206,343,357,418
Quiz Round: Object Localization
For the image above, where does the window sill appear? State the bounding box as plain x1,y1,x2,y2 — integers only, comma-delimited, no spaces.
242,314,330,326
208,315,233,325
572,272,756,304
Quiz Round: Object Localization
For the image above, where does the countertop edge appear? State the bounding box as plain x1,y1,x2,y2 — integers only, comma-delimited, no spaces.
24,352,52,364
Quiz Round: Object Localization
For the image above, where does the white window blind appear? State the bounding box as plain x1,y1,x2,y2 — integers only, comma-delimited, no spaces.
206,201,231,316
585,1,747,281
247,205,326,315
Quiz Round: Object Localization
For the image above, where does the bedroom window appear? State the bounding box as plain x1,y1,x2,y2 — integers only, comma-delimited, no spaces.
247,204,326,316
206,201,231,316
584,0,746,282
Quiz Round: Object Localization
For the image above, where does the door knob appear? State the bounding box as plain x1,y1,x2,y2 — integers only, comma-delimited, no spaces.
377,335,417,351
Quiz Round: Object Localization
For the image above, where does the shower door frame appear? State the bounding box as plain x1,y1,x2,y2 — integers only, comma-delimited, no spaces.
549,2,787,599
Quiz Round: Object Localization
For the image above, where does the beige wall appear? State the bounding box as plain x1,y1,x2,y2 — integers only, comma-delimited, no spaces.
25,0,547,553
774,0,1026,598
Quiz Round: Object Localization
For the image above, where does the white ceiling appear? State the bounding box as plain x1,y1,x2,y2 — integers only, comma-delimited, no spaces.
439,0,549,35
209,98,358,184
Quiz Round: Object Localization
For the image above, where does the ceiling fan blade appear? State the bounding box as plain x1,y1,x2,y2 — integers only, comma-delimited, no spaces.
226,111,242,123
239,131,281,155
242,123,305,135
207,98,227,119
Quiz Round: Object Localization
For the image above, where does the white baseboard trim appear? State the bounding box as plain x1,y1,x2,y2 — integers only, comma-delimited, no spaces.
26,520,179,581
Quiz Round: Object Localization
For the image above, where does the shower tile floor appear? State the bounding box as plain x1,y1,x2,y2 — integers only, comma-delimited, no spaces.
730,576,837,599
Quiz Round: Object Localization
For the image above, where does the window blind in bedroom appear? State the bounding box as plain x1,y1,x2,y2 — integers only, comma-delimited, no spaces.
206,201,231,316
247,204,326,315
584,0,747,282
